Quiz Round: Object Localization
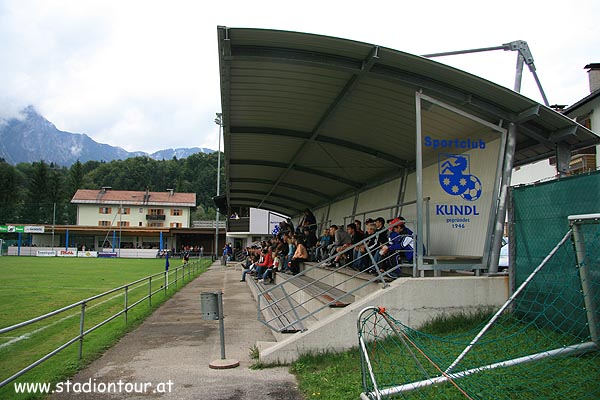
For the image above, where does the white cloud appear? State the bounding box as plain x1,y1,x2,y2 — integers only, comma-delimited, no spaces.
1,0,599,153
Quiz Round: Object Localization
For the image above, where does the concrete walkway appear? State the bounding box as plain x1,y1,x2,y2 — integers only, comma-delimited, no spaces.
51,262,304,400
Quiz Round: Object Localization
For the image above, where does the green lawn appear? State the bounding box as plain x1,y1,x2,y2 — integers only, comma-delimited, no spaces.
0,256,210,400
291,311,600,400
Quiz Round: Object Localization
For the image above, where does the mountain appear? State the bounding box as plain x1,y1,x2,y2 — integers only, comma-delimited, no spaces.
149,147,214,160
0,106,214,166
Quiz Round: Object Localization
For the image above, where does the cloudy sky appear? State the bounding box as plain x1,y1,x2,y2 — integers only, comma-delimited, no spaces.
1,0,599,153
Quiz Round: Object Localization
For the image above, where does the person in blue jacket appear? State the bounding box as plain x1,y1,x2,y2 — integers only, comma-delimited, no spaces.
386,217,414,277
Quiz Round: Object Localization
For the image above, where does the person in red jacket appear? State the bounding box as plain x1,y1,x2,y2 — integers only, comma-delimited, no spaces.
254,248,273,280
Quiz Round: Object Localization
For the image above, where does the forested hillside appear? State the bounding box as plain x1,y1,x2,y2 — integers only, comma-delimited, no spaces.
0,153,225,226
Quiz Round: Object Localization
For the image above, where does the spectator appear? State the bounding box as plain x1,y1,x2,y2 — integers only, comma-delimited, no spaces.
372,217,389,272
302,227,318,249
259,248,279,284
354,222,378,271
240,254,259,282
315,229,331,262
386,217,414,277
298,208,317,233
254,248,273,280
334,223,363,266
325,225,351,267
354,219,364,236
282,236,295,273
290,236,309,275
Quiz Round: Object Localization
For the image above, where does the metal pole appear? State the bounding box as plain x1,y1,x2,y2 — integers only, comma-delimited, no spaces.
514,53,524,92
217,290,226,360
489,123,518,273
124,286,128,324
214,113,223,261
414,91,424,277
52,202,56,249
119,202,122,258
571,222,599,344
446,230,573,373
78,302,86,359
149,276,152,306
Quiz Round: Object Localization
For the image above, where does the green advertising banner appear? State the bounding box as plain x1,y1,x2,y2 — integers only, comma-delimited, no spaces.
0,225,45,233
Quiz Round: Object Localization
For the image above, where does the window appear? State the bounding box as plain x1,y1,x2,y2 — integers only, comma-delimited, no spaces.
139,222,143,227
119,207,131,215
148,222,164,228
171,208,183,216
170,222,182,228
117,221,130,227
99,220,111,227
99,207,112,214
139,208,144,213
149,208,164,216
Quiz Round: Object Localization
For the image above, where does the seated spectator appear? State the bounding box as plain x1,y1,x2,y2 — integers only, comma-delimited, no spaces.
240,255,259,282
259,248,279,284
254,248,273,280
354,219,364,236
282,236,295,273
371,217,389,273
302,227,318,249
315,229,331,262
333,223,363,266
354,222,377,271
325,224,351,267
385,217,415,277
289,236,309,275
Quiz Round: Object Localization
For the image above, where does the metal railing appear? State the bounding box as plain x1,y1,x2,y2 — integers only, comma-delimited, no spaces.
0,260,205,389
342,198,431,252
257,220,418,333
191,220,226,228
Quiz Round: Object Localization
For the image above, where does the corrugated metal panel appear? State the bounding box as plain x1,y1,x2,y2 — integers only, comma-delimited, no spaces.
218,26,600,217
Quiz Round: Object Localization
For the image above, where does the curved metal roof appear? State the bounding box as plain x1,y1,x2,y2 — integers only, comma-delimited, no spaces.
217,26,599,216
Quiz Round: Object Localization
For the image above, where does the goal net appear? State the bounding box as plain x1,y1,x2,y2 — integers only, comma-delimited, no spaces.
357,214,600,399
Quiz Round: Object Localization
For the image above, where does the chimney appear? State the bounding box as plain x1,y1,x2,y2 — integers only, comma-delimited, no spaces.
166,188,174,196
584,63,600,93
101,186,112,194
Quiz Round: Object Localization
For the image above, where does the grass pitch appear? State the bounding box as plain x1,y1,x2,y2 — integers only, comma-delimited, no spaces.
0,256,209,399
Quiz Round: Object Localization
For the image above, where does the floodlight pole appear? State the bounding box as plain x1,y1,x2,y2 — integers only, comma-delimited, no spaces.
52,202,56,249
214,113,223,261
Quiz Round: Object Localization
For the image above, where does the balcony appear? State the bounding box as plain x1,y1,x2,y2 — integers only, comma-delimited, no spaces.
228,217,250,232
146,214,166,221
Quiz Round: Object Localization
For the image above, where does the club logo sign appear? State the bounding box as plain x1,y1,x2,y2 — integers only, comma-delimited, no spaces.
438,153,482,202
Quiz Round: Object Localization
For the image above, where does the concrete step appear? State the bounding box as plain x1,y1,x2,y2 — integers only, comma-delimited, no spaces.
277,274,355,321
245,274,317,335
303,263,387,298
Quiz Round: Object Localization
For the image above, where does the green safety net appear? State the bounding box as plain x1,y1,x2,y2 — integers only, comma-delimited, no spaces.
357,172,600,399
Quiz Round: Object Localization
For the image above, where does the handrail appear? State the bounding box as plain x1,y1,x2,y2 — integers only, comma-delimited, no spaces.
0,260,205,389
343,198,430,252
258,220,419,332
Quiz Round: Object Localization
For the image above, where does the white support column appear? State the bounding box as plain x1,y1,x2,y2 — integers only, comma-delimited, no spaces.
489,122,517,273
415,91,424,277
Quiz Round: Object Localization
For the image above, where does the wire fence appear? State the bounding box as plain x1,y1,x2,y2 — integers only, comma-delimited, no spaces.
0,259,206,389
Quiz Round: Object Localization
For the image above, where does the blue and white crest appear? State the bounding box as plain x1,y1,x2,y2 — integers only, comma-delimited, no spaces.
438,153,482,202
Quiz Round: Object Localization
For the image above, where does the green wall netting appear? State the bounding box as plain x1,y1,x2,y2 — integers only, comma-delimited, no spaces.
512,170,600,338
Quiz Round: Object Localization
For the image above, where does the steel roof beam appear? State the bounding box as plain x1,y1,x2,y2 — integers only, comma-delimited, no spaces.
230,126,409,167
227,44,514,123
251,45,382,208
230,189,314,208
229,178,330,199
229,159,362,188
229,197,302,214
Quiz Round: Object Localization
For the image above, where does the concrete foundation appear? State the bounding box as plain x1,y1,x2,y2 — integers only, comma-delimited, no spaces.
258,275,509,364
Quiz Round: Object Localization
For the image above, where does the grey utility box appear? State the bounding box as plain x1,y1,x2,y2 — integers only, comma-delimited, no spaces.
200,291,220,321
